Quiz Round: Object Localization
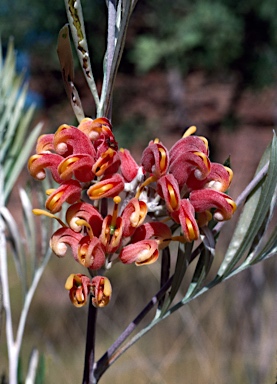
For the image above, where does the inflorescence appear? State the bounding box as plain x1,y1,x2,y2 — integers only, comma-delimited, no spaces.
28,117,236,308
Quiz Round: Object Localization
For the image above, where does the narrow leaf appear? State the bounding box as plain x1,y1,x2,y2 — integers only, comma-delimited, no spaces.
19,188,37,275
57,24,85,122
64,0,99,107
101,1,132,116
185,227,215,299
158,246,170,310
160,242,191,316
0,206,25,287
217,132,277,278
4,121,43,203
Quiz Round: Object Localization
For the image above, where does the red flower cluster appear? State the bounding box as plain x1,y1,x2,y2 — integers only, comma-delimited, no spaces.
28,118,236,307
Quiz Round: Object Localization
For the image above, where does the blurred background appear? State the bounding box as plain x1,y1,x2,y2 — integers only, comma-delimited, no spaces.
1,0,277,382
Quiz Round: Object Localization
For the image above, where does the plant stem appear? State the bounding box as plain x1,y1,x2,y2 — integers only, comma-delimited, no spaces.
94,276,172,381
82,296,98,384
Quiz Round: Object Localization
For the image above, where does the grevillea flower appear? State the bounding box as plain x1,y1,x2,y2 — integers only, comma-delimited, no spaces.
118,148,139,182
121,198,148,237
156,174,181,213
91,276,112,308
45,180,82,213
28,153,64,183
186,162,233,192
141,139,169,178
28,117,237,308
50,227,83,258
53,124,96,157
119,239,159,266
77,236,106,269
171,199,199,242
100,215,124,254
65,274,91,307
87,174,125,200
189,189,236,221
66,202,103,237
131,222,172,250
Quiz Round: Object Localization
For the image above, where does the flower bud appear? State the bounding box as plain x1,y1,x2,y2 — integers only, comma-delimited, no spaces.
91,276,112,308
141,140,169,178
87,174,124,200
45,180,82,213
120,239,159,266
65,274,91,307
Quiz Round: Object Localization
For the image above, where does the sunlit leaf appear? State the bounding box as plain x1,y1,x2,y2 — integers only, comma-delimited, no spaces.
217,132,277,278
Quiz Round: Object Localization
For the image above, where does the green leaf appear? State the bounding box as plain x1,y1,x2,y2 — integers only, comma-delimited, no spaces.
217,131,277,278
159,242,191,316
4,121,43,203
0,39,42,203
246,186,277,265
158,246,170,310
185,227,215,299
35,353,45,384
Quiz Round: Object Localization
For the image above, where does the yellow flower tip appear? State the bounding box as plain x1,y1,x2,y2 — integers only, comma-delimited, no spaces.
224,166,234,183
32,209,56,220
194,151,210,170
153,138,160,143
158,146,167,171
65,274,76,290
79,117,93,126
32,208,48,216
226,198,237,213
32,208,67,227
88,183,114,199
59,156,79,174
183,125,197,138
186,217,199,241
167,184,179,210
135,175,157,199
46,188,56,196
56,123,70,133
113,196,121,204
119,148,125,153
92,277,112,308
103,277,112,299
199,136,209,150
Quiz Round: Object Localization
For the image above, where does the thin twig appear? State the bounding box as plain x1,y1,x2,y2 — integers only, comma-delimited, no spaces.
94,276,172,381
82,296,98,384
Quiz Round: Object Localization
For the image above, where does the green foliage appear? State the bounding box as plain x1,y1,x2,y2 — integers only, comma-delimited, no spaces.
130,0,277,86
131,1,242,73
0,39,42,203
